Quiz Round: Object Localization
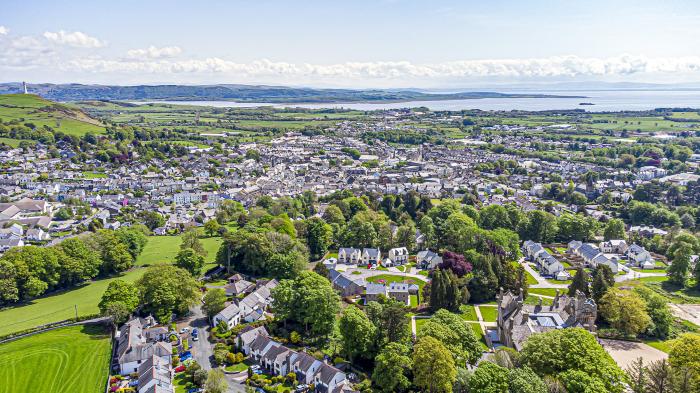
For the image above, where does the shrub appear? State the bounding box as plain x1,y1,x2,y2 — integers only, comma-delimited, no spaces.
290,331,301,344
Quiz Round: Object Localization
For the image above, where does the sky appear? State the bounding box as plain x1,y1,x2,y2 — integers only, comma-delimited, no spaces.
2,0,700,88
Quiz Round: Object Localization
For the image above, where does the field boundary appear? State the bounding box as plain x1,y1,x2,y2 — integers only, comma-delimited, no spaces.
0,316,111,345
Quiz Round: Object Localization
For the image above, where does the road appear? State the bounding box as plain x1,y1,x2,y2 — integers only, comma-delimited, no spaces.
185,304,248,393
335,264,429,282
185,304,215,370
520,259,666,289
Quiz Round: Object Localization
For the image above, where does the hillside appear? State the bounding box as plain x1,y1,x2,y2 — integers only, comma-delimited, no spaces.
0,94,106,138
0,83,582,103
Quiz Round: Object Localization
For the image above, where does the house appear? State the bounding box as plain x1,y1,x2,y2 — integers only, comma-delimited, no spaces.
0,237,23,252
224,279,255,297
523,240,564,277
338,248,361,264
416,250,442,270
213,303,241,330
137,355,174,393
627,244,655,269
116,317,173,375
365,282,410,305
495,289,597,350
599,240,628,254
329,269,365,296
361,248,381,266
387,247,409,265
26,227,50,241
236,326,269,355
570,242,619,273
238,280,278,322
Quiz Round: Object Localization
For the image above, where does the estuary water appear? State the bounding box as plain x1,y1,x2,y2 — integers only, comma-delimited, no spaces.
133,89,700,112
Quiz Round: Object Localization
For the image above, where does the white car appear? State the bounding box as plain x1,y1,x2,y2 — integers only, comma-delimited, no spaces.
180,327,190,334
192,335,199,341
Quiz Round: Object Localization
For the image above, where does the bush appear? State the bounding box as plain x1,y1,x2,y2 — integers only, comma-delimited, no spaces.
290,331,301,344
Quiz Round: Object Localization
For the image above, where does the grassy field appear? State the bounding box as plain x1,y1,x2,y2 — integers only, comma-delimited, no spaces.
0,94,105,137
528,288,559,297
414,317,488,350
0,268,144,337
135,235,223,270
0,325,111,393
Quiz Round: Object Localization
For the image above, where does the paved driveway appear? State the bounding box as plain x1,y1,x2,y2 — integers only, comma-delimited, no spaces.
599,339,667,368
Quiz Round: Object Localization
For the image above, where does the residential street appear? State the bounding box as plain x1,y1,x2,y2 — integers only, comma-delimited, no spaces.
186,304,215,370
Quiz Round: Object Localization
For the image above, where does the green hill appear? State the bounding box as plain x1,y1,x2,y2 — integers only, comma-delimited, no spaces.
0,94,106,138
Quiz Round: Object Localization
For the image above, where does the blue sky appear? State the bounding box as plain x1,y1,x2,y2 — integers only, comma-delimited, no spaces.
2,0,700,87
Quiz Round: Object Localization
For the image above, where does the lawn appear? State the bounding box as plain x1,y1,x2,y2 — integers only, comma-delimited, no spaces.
523,269,539,285
414,317,487,350
478,305,498,322
644,339,672,353
225,362,249,373
528,288,559,297
459,304,479,321
135,235,223,270
82,171,108,179
0,325,111,393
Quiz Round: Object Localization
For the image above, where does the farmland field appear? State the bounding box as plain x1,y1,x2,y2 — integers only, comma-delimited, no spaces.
0,325,111,393
135,235,223,270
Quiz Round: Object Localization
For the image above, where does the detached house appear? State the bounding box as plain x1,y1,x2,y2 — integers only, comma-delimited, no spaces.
329,269,365,296
599,240,628,254
627,244,655,269
416,250,442,270
387,247,409,266
361,248,381,266
338,248,361,264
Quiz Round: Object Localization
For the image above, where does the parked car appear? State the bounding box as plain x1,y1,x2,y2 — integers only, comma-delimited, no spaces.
192,328,198,335
180,327,190,334
192,336,199,341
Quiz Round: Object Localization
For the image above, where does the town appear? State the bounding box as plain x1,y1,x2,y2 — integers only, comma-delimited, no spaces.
0,86,699,393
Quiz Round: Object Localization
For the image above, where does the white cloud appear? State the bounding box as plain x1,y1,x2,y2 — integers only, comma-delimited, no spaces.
0,26,8,35
60,55,700,80
43,30,104,48
127,45,182,59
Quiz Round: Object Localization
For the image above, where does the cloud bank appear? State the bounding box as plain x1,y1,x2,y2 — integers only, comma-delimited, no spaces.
2,29,700,85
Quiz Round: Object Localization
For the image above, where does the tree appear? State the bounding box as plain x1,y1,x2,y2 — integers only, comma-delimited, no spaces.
479,204,512,231
567,267,590,297
438,251,472,277
338,305,375,361
136,265,200,322
603,218,626,241
372,342,412,392
204,220,221,237
57,237,101,285
508,367,548,393
520,210,558,243
413,336,456,393
634,286,672,339
669,243,692,286
98,279,139,323
419,216,437,250
205,369,228,393
599,288,651,336
467,361,509,393
669,333,700,385
429,269,463,312
305,217,333,260
591,265,615,302
418,309,482,365
646,359,673,393
93,230,134,274
181,228,207,257
559,369,608,393
626,357,648,393
175,248,206,277
140,210,165,230
520,328,625,393
322,205,345,225
202,288,227,320
271,271,340,339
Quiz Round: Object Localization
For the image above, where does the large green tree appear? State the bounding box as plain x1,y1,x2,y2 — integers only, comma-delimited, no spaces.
339,305,375,361
372,343,412,392
467,362,509,393
599,288,651,337
418,309,482,365
175,248,206,276
413,336,456,393
271,271,340,339
305,217,333,260
98,279,140,324
603,218,626,241
520,328,625,393
136,265,199,322
202,288,227,320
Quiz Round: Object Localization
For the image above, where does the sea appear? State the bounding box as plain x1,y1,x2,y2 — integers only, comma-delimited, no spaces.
132,89,700,112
